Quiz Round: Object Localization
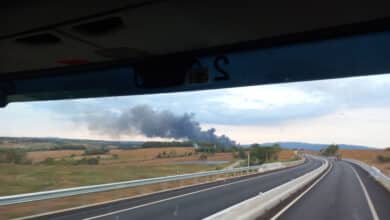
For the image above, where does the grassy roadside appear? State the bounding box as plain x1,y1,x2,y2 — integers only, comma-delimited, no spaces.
340,149,390,176
0,163,225,196
0,169,261,220
0,148,295,196
0,148,296,219
0,147,234,196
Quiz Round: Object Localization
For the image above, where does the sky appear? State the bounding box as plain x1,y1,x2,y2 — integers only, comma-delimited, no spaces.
1,73,390,148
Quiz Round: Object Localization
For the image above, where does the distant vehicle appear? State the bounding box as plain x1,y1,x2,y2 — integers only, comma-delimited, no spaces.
336,154,342,161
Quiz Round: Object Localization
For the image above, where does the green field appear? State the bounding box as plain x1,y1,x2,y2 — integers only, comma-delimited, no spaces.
0,163,222,196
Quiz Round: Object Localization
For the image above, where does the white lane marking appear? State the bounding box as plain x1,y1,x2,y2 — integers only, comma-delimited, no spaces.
84,159,316,220
270,159,332,220
350,165,380,220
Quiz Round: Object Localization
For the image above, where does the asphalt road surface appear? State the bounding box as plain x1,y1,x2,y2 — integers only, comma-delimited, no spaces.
277,160,390,220
32,157,322,220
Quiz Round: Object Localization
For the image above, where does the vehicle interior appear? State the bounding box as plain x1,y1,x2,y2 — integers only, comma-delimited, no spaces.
1,1,390,220
2,0,390,106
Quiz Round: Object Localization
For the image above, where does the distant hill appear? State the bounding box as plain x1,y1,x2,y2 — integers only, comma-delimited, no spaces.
1,137,380,151
259,142,377,150
0,136,144,150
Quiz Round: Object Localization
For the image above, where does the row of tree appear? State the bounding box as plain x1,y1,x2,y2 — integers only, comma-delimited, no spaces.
248,144,282,165
141,141,194,148
194,143,282,165
83,147,109,155
156,150,193,158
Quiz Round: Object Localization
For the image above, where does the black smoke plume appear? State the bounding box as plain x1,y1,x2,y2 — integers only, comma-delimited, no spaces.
82,105,236,146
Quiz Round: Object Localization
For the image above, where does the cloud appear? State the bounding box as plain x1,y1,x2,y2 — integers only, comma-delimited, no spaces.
37,73,390,127
294,73,390,109
205,107,390,148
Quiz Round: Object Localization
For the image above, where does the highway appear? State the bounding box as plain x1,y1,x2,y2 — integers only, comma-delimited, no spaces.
276,160,390,220
32,157,322,220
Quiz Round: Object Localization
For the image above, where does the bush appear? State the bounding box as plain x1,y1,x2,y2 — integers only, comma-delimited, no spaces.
0,148,30,164
199,154,208,160
42,157,55,165
87,158,99,165
75,157,100,165
169,150,177,157
84,147,109,155
377,155,390,163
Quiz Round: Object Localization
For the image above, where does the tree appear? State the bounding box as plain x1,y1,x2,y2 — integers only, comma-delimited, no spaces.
377,155,390,163
238,148,247,159
321,144,339,156
249,144,281,165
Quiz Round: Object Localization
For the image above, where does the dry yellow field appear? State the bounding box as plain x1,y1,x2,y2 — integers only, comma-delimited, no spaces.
27,150,84,163
107,147,197,165
25,148,235,165
278,150,296,161
21,147,296,165
340,149,390,176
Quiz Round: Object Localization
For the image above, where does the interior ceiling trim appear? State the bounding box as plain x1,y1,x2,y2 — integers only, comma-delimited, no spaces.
2,16,390,80
0,0,164,40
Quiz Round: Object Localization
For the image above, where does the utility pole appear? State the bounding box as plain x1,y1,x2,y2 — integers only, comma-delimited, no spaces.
247,151,250,167
247,151,250,175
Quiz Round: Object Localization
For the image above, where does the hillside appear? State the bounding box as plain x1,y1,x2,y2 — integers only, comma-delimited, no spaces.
259,142,376,150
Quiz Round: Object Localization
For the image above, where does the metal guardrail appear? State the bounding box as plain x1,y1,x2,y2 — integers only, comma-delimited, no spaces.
0,159,304,206
345,158,390,191
205,156,328,220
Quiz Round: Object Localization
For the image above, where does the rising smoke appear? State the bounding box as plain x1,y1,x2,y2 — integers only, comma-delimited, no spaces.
81,105,236,146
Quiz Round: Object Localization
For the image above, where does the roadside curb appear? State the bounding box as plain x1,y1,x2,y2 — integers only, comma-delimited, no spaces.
204,156,328,220
345,159,390,192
